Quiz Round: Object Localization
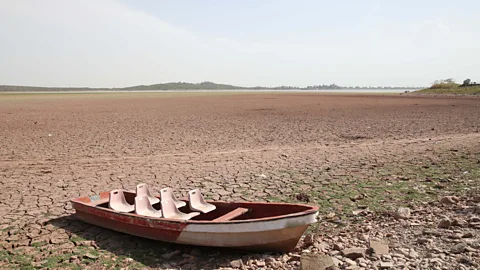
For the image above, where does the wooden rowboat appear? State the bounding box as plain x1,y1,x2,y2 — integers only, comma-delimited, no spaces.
71,190,319,252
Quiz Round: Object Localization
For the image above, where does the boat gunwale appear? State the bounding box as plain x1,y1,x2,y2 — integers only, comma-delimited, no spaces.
71,191,319,225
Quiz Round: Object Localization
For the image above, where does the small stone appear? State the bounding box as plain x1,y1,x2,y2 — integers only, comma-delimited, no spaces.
429,258,443,265
271,261,283,269
394,207,411,219
379,261,394,268
303,234,315,247
288,254,302,262
381,254,392,261
266,257,282,269
90,241,99,249
440,196,459,204
450,243,467,254
332,257,342,266
333,243,344,251
295,193,311,203
83,253,98,260
342,248,365,259
344,258,356,266
265,257,275,263
230,259,244,269
352,209,366,215
326,212,336,219
462,232,474,238
359,234,369,242
451,218,466,227
369,240,389,255
417,238,431,244
469,216,480,223
409,249,419,259
124,258,134,263
357,258,368,267
314,242,330,252
423,229,442,236
457,256,474,266
438,218,451,229
69,255,78,263
300,253,334,270
255,260,266,267
77,240,96,248
465,246,476,252
451,233,463,239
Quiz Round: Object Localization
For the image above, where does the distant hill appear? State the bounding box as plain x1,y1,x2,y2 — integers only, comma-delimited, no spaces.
0,82,244,92
0,81,419,92
122,81,244,90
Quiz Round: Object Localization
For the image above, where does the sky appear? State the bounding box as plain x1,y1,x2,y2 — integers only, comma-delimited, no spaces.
0,0,479,88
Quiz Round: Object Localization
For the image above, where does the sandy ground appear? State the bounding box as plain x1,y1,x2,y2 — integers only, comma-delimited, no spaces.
0,92,479,269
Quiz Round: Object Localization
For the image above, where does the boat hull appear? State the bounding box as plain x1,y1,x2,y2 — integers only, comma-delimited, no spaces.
71,192,318,252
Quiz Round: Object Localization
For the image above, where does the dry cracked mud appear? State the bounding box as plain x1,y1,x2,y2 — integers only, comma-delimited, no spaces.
0,93,479,269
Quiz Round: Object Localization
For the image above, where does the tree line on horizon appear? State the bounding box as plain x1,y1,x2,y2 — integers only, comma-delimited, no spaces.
0,81,419,92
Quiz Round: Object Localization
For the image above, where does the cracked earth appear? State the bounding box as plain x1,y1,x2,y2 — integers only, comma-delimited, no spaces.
0,93,479,269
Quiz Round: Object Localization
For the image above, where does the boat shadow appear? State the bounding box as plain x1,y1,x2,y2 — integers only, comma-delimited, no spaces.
48,215,275,269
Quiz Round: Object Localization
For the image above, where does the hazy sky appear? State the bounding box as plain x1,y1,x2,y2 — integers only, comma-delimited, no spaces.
1,0,479,88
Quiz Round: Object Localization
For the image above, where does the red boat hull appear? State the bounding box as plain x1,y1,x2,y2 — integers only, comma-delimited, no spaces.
71,191,318,252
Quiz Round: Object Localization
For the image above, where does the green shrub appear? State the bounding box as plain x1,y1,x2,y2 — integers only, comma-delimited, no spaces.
429,82,459,89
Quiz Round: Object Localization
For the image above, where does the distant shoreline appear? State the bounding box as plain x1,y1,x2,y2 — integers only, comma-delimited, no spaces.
0,88,420,94
0,81,423,93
